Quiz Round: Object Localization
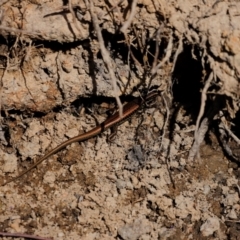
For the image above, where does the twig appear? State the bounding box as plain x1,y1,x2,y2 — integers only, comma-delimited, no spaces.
120,0,138,33
160,92,175,188
89,0,123,117
151,27,161,70
123,32,143,70
225,219,240,223
220,117,240,146
188,96,221,161
236,184,240,194
68,0,83,36
0,50,9,123
171,35,183,73
218,119,235,159
218,122,233,158
151,33,173,76
113,1,143,71
218,116,240,161
194,71,214,140
188,116,210,161
159,93,170,152
0,231,52,240
102,0,125,18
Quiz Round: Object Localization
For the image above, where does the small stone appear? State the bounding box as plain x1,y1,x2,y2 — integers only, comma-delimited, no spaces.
9,218,23,232
203,185,210,195
118,219,151,240
65,128,79,138
200,217,220,237
227,209,238,219
57,232,64,237
43,171,56,184
61,59,73,73
116,179,133,190
179,158,186,166
2,153,18,173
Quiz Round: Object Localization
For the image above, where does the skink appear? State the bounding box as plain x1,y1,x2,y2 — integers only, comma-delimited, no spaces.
2,91,159,185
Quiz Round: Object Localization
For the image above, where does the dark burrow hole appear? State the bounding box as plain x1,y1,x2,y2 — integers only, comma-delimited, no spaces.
171,44,203,120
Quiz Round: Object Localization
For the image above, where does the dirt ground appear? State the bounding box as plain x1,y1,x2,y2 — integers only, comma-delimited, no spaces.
0,0,240,239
